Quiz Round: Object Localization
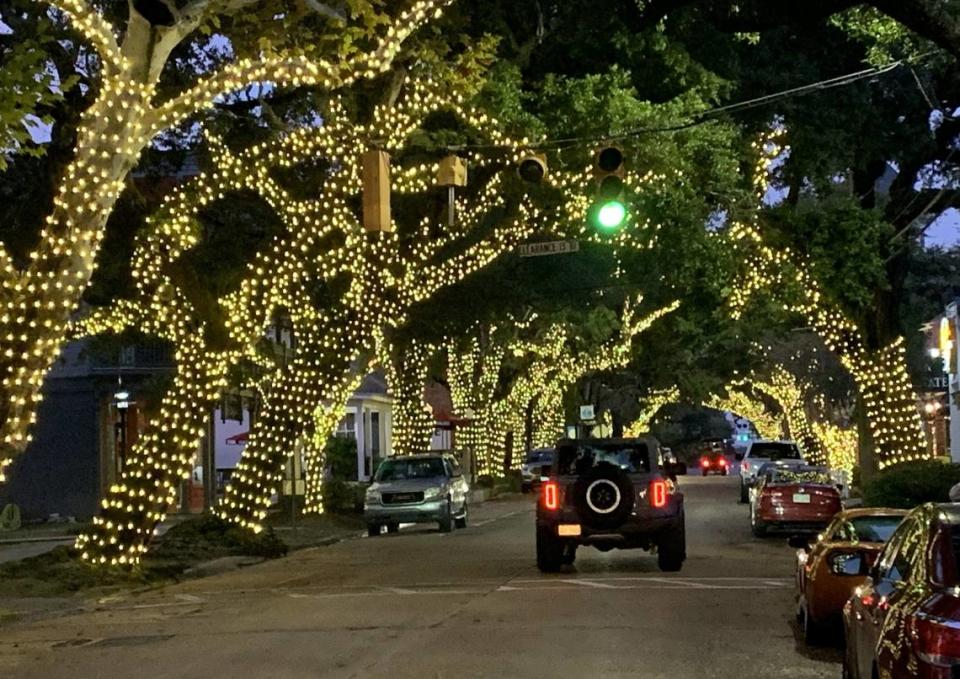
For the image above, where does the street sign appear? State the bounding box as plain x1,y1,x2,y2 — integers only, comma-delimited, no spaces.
518,240,579,258
579,405,595,421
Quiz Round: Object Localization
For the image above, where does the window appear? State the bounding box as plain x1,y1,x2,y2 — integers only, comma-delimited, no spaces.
370,412,381,456
556,442,651,476
375,457,446,481
835,516,904,544
747,442,801,460
877,519,923,584
336,412,357,439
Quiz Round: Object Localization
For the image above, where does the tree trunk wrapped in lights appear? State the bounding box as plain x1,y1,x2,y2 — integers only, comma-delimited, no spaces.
0,0,451,486
379,335,436,457
748,367,828,466
219,310,371,529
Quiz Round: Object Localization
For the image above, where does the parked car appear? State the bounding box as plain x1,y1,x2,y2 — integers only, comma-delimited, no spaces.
521,448,554,493
793,508,907,644
700,450,729,476
738,439,804,503
749,463,841,537
843,503,960,679
364,454,469,535
535,437,685,573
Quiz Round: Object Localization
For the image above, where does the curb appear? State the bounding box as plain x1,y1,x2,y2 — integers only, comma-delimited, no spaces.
0,535,76,545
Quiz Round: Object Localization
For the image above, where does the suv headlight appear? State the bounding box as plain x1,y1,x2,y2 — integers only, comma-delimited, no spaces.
366,490,381,504
423,487,442,501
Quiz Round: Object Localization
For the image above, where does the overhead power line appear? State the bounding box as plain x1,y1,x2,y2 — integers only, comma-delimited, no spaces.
450,54,928,153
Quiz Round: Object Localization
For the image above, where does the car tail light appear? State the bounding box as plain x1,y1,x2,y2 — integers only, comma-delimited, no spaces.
719,458,727,466
742,461,750,472
909,613,960,668
651,479,668,508
700,457,710,467
543,481,559,510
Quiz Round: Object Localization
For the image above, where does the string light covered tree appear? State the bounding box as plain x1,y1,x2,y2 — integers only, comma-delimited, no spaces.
447,298,679,476
0,0,453,486
704,388,782,440
379,334,438,457
71,73,539,563
725,132,928,471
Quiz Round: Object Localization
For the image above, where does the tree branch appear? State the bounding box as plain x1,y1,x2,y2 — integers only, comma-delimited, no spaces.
148,0,452,134
37,0,123,73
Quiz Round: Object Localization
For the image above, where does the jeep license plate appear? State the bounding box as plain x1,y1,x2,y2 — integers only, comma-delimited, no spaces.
558,524,582,537
793,493,811,504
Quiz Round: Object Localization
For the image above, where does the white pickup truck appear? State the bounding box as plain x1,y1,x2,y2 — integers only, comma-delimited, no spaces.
737,440,803,503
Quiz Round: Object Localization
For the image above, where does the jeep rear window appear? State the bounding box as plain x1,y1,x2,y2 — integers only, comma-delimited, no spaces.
556,442,651,476
749,442,801,460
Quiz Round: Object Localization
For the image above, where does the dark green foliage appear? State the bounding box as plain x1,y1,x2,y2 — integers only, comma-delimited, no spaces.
150,514,288,561
325,435,359,481
862,461,960,509
321,480,367,514
0,546,179,596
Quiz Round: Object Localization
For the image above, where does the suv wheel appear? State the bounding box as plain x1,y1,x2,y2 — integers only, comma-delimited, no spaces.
738,478,749,503
657,516,685,572
455,502,468,529
367,523,381,537
536,526,564,572
438,499,454,533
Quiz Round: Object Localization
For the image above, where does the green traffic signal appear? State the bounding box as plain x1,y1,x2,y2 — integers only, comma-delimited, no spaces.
595,200,627,230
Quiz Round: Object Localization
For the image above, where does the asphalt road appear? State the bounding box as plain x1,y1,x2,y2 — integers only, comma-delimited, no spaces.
0,475,841,678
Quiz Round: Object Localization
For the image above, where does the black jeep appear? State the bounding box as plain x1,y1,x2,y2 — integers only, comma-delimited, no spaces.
535,437,686,572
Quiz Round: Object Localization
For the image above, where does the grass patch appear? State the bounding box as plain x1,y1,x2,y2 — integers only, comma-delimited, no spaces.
0,515,288,598
0,546,178,597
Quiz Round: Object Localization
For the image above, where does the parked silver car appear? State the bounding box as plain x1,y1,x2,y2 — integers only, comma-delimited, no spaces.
364,454,469,535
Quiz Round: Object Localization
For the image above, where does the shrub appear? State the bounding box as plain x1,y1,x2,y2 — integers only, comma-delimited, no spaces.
475,475,495,489
497,470,523,493
151,514,288,562
863,460,960,509
322,479,367,514
325,435,359,481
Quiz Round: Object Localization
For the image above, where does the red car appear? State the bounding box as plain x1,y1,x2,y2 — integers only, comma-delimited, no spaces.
844,503,960,679
793,508,906,645
750,464,841,537
700,452,729,476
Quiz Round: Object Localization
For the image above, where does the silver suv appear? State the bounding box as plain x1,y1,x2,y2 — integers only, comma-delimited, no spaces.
364,454,469,535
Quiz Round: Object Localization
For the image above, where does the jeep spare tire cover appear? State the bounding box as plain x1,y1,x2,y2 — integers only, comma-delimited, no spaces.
573,462,635,529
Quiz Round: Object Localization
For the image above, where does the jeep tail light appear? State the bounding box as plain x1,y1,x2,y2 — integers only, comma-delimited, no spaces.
543,481,559,510
719,458,727,466
909,613,960,668
651,479,668,508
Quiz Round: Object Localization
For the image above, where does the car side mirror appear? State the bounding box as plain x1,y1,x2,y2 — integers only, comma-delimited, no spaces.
788,534,811,551
735,453,744,461
829,550,868,577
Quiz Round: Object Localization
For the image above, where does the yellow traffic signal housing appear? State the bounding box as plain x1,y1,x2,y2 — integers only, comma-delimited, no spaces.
362,149,392,232
437,155,468,187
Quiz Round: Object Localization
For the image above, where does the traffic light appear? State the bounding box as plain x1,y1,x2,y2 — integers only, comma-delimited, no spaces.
517,153,547,184
590,146,627,232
